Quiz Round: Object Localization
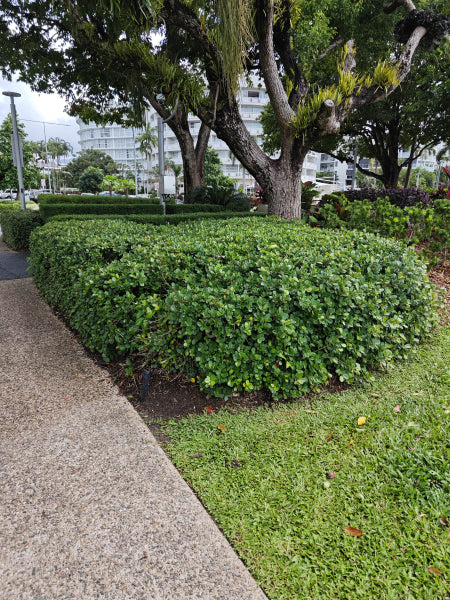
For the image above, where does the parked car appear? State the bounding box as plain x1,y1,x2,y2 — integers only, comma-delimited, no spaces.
0,189,17,200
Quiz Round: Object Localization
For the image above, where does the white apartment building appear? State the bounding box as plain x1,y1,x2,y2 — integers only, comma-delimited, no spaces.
77,120,147,178
77,81,319,193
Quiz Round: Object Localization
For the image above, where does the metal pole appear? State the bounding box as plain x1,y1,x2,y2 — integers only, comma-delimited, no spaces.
3,91,26,210
157,117,165,213
351,144,358,190
132,127,138,195
43,122,52,193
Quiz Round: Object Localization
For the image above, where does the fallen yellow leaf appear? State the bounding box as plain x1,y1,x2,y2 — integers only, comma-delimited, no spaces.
346,439,354,447
343,526,365,537
357,416,367,426
217,424,226,433
190,377,196,383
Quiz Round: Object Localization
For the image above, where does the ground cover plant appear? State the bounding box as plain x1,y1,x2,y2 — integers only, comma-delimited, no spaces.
161,325,450,600
30,218,440,400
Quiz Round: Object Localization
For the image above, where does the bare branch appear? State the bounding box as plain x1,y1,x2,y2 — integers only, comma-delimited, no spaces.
317,37,344,61
384,0,416,13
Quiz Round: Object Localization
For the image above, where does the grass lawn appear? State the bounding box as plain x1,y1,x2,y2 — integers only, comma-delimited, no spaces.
160,325,450,600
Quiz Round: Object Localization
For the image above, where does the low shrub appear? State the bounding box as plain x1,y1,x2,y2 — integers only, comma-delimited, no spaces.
0,200,20,216
185,185,249,211
310,197,450,264
30,218,440,399
1,209,44,250
46,211,265,225
38,193,161,205
165,203,224,214
39,202,164,221
343,187,431,209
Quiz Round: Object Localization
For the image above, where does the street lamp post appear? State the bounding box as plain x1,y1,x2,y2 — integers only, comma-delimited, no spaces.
2,91,26,209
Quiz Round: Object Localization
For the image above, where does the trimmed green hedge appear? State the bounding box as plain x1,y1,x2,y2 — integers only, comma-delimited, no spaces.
1,209,44,250
166,203,227,214
0,200,21,216
39,202,164,221
29,218,440,399
38,193,160,205
47,211,266,225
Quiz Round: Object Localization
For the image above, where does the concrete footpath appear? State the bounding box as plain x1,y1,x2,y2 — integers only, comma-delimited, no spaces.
0,239,267,600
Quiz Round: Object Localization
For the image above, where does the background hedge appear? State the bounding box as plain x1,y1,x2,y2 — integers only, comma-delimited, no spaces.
29,218,440,399
1,210,44,250
39,202,164,220
38,193,161,205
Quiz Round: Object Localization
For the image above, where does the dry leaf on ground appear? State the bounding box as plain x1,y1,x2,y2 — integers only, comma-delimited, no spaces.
343,526,365,537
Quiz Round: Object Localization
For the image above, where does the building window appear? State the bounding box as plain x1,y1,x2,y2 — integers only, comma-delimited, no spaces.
247,90,259,98
100,129,111,138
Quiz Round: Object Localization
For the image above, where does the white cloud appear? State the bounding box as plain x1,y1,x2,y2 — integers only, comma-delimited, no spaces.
0,76,80,155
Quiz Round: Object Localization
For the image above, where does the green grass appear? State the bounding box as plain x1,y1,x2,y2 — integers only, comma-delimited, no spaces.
161,326,450,600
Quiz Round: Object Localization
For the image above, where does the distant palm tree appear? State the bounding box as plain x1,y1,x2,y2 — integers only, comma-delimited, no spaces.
136,124,158,192
48,137,73,189
165,159,183,195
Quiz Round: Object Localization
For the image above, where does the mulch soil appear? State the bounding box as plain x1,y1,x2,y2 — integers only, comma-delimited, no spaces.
99,253,450,431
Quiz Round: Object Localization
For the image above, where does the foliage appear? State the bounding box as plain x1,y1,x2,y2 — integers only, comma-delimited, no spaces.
399,167,436,188
77,166,104,194
162,325,450,600
185,185,249,211
311,196,450,264
39,201,163,221
46,212,266,225
29,219,439,399
65,150,118,187
38,193,160,205
166,203,228,214
320,45,450,188
0,200,21,216
342,187,431,209
0,115,41,191
204,147,235,193
0,209,44,250
301,181,321,211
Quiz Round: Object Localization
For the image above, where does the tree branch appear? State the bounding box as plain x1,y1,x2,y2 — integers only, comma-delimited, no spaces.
317,36,344,61
254,0,294,129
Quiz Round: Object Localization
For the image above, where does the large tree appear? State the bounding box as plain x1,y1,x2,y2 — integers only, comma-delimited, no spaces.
1,0,448,217
0,114,40,192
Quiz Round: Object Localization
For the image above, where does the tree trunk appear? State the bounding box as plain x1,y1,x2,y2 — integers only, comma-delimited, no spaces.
265,161,304,219
181,143,203,193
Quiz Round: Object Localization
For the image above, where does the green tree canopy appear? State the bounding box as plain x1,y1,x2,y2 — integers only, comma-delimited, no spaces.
1,0,448,216
77,166,104,193
65,149,118,187
0,114,40,191
204,147,234,193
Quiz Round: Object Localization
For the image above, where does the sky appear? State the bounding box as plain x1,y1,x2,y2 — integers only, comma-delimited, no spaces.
0,75,81,159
